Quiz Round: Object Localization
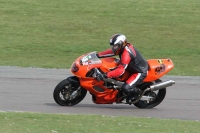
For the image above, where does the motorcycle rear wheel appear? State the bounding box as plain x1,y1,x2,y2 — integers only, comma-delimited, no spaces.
53,78,87,106
134,79,166,109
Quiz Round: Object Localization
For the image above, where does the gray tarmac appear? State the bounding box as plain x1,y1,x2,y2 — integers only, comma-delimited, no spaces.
0,66,200,120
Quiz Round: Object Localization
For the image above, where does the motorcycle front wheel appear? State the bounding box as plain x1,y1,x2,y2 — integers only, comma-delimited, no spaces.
53,78,87,106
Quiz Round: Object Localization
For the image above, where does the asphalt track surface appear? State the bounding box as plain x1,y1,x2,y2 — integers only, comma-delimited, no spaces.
0,66,200,120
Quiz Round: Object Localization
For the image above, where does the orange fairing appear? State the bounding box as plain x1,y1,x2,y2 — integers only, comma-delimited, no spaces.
70,52,101,78
70,52,121,104
71,52,174,81
71,52,129,81
70,52,118,78
70,52,174,104
79,78,119,104
143,59,174,82
71,52,174,82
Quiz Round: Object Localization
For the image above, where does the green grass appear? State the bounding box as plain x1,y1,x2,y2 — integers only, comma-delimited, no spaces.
0,0,199,76
0,112,200,133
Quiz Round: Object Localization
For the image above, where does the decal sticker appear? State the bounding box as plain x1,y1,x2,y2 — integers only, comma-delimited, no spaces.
155,64,166,75
158,59,163,64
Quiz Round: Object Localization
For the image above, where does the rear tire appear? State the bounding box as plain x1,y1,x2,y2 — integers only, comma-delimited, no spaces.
53,78,87,106
134,79,166,109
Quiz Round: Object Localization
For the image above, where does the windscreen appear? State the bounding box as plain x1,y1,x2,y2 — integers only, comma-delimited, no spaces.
80,52,102,65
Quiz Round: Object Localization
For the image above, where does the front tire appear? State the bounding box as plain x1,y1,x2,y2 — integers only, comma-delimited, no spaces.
134,79,166,109
53,78,87,106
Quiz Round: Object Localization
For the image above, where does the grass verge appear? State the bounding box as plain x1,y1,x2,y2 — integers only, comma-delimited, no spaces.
0,112,200,133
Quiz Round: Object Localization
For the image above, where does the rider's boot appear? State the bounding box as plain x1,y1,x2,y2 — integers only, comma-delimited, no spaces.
126,87,142,105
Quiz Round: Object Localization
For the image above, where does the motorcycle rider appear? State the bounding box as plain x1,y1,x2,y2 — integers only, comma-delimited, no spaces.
96,34,148,104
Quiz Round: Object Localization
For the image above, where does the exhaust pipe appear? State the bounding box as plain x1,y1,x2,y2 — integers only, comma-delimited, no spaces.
130,80,175,104
150,80,175,91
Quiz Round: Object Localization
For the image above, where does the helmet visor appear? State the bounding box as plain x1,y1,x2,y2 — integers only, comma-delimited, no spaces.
111,44,121,54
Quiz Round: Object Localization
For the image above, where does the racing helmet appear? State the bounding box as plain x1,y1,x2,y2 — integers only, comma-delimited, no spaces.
109,34,127,55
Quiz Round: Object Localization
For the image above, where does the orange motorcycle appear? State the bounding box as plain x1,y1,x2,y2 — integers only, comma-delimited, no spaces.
53,51,175,108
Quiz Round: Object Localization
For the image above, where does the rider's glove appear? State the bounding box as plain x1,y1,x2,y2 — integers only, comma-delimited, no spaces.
96,72,107,81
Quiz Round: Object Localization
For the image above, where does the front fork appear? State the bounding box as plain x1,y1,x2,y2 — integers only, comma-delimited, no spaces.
70,86,82,99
